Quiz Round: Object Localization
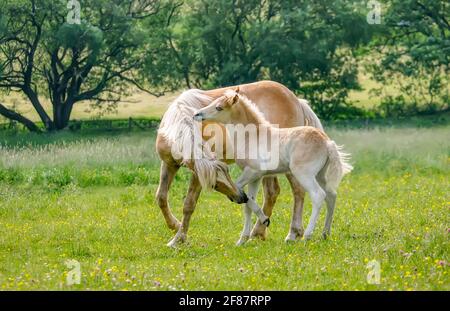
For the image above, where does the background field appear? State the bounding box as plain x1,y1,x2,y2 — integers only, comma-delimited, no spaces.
0,118,448,290
0,71,398,124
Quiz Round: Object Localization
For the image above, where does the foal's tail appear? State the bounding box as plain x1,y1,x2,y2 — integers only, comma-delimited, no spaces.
323,141,353,192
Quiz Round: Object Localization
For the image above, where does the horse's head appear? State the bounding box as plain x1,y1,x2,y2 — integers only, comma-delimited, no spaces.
213,161,248,204
193,87,241,123
184,158,247,204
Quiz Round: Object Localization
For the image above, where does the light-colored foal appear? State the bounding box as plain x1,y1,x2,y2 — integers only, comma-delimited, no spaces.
194,89,352,245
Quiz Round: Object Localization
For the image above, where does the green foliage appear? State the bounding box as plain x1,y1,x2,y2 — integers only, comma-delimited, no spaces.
0,0,448,127
0,0,177,130
55,23,103,65
166,0,373,119
368,0,449,112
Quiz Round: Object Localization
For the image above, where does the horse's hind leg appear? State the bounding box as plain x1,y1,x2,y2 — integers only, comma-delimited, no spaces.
250,176,280,240
292,171,326,240
167,175,202,247
156,161,180,231
285,173,306,242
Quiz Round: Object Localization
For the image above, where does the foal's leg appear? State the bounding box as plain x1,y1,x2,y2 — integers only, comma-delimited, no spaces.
317,173,337,239
250,176,280,240
285,173,306,242
236,179,261,246
292,172,326,240
156,161,181,230
167,175,202,247
322,191,337,239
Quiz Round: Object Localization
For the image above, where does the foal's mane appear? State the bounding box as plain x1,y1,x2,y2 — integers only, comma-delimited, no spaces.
158,89,221,190
226,90,270,126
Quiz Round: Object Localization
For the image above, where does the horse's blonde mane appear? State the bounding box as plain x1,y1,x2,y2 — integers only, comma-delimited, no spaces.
158,89,220,190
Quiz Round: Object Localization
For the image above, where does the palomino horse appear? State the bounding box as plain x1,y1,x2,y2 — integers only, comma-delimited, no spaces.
194,89,353,244
156,81,323,246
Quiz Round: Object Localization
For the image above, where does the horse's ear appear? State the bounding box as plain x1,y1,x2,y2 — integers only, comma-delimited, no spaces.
235,86,240,94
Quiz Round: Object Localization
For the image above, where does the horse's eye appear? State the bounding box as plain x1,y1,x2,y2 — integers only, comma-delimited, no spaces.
216,106,223,111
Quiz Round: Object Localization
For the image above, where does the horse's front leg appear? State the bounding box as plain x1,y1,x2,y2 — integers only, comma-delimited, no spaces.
156,161,181,231
250,176,280,240
167,175,202,248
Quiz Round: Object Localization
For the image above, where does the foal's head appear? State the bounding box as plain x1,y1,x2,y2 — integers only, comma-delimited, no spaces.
193,88,241,123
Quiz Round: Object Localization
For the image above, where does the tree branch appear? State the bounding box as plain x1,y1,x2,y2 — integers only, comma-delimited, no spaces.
0,102,40,132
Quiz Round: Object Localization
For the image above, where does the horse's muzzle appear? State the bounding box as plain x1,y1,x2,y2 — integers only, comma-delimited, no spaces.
227,189,248,204
237,189,248,204
193,113,203,121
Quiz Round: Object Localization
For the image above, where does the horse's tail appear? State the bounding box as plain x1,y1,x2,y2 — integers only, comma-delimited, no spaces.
297,98,324,131
323,141,353,192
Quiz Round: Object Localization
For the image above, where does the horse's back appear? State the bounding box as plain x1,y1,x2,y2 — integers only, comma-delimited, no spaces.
204,80,306,128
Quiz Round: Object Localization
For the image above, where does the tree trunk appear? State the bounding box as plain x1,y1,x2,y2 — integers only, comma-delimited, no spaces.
53,102,73,130
0,102,41,132
23,87,54,131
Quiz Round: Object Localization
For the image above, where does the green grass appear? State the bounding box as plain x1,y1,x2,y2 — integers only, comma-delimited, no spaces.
0,124,449,290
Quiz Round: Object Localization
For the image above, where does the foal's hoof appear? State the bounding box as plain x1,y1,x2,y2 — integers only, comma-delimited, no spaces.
236,236,249,246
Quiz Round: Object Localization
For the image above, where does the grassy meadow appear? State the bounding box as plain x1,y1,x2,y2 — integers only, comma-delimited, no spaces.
0,119,448,290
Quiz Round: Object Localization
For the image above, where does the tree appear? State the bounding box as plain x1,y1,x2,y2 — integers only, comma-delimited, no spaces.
369,0,449,114
0,0,176,131
165,0,372,119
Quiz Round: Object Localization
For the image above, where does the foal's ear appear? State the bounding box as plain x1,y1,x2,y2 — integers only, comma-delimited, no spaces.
235,86,240,94
231,92,239,105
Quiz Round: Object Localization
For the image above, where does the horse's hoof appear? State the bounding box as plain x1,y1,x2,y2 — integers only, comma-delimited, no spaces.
250,230,267,240
167,240,178,248
167,235,185,248
236,236,249,246
250,223,267,240
168,221,181,232
284,234,298,243
285,228,304,242
303,234,313,241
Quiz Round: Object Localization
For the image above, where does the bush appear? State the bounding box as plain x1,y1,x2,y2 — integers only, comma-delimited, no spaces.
43,167,74,188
